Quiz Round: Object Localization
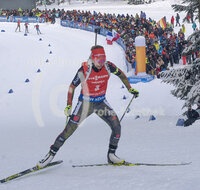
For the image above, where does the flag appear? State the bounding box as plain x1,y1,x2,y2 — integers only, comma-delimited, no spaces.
106,31,113,45
159,17,166,29
112,29,120,41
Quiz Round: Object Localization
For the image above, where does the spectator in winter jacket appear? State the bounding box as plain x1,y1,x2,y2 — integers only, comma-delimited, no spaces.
192,22,197,31
171,16,174,28
186,54,192,65
182,24,186,33
173,46,179,64
157,56,164,67
175,13,180,27
161,47,169,67
149,32,155,43
153,41,159,51
184,104,200,127
158,46,163,55
189,10,194,23
168,46,175,67
186,13,190,23
155,56,165,75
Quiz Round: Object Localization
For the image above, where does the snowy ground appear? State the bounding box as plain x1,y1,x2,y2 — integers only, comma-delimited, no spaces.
0,0,200,189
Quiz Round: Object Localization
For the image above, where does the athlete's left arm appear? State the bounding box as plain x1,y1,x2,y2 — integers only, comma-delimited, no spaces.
107,61,131,90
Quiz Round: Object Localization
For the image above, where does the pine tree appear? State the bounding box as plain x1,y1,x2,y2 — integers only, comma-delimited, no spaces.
36,0,56,5
172,0,200,23
128,0,145,5
158,29,200,108
158,62,200,108
157,1,200,109
159,31,200,107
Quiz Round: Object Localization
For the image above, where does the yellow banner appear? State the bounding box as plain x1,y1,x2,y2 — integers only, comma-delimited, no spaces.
136,46,146,74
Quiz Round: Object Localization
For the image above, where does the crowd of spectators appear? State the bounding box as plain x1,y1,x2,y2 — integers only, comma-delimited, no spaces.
1,8,197,76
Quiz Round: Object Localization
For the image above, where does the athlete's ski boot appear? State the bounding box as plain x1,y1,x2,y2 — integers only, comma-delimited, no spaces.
107,152,125,165
37,148,57,168
107,144,125,164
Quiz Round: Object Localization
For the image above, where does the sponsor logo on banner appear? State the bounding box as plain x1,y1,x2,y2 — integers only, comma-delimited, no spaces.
9,16,14,22
39,17,44,23
0,16,8,22
87,25,93,31
70,21,74,27
14,17,25,22
61,21,67,26
78,23,83,27
12,16,44,23
28,17,38,22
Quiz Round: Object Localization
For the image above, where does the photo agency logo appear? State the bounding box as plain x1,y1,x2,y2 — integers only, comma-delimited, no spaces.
119,106,165,118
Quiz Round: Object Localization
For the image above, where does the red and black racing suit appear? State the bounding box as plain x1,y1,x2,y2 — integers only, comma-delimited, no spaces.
51,61,131,154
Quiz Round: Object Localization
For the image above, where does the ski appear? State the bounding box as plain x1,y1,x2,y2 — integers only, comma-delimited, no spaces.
0,160,63,184
72,161,191,168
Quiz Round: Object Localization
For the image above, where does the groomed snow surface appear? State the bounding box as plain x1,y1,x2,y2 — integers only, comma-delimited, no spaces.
0,1,200,189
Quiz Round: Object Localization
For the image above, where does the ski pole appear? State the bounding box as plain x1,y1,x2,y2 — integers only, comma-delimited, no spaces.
120,95,135,122
94,28,98,45
94,28,101,45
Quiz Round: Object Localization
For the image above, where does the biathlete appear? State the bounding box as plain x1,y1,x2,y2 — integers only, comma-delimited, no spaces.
37,45,139,168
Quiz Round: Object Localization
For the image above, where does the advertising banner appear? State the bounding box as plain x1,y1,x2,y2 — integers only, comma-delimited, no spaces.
0,16,7,22
0,16,44,23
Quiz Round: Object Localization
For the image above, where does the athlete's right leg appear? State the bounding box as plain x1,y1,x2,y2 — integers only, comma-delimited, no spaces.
52,100,93,151
37,100,93,168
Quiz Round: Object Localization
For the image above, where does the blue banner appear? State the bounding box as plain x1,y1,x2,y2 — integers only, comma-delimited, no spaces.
13,16,44,23
28,17,44,23
0,16,44,23
0,16,8,22
128,75,154,84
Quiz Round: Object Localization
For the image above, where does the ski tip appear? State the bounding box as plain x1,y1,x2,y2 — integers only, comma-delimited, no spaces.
46,160,63,167
57,160,63,164
181,162,192,165
0,160,64,184
53,160,63,165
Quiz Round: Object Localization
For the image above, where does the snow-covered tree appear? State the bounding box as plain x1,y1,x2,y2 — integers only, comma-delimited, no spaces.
172,0,200,24
128,0,153,4
158,0,200,109
159,30,200,108
36,0,55,5
182,30,200,56
158,62,200,108
37,0,126,5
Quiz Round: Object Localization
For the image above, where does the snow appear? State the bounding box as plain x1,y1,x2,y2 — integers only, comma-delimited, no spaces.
0,0,200,189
